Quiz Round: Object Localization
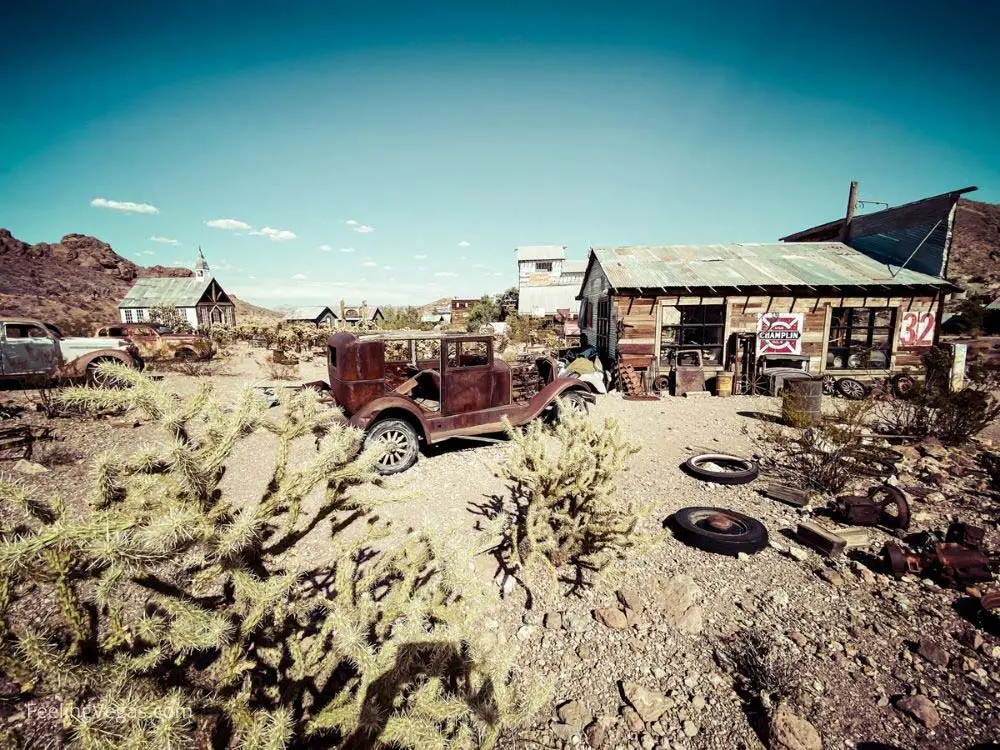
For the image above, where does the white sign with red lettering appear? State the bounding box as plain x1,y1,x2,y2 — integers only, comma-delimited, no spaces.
757,313,804,356
899,311,935,347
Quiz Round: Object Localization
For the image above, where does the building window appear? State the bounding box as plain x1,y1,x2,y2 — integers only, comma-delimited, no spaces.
535,261,553,272
124,309,134,323
579,298,593,329
596,297,611,354
660,305,725,366
828,308,894,369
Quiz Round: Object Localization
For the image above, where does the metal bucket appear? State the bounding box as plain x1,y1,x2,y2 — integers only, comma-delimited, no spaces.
782,377,823,427
714,371,734,397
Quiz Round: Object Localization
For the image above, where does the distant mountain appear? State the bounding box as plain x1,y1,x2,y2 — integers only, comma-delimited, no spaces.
232,296,283,323
950,199,1000,288
0,228,280,333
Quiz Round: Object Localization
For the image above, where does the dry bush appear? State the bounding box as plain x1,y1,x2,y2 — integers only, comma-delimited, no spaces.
0,364,545,749
483,401,650,600
748,400,882,493
264,360,300,381
31,439,81,468
719,627,799,711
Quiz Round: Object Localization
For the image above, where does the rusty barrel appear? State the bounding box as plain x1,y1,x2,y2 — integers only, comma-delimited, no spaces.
782,377,823,427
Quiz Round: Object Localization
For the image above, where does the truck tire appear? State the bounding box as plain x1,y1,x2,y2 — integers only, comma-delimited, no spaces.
363,418,420,475
670,507,769,555
682,453,759,485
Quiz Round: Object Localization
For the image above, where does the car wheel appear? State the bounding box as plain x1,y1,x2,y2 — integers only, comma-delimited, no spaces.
890,374,916,399
822,375,837,395
835,377,867,400
363,418,420,475
681,453,759,485
670,507,769,555
174,348,196,360
86,358,125,388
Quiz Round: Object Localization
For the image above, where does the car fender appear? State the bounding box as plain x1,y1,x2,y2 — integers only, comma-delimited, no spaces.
348,396,432,440
516,378,596,423
55,349,137,379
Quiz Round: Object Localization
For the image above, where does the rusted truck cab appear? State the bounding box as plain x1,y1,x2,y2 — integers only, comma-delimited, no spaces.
328,331,593,473
94,324,213,361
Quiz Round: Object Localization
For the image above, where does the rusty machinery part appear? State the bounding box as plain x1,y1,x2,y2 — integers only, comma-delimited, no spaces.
653,375,671,392
836,449,898,480
682,454,760,485
670,507,769,556
836,485,911,530
835,377,868,401
890,373,917,399
982,590,1000,612
883,541,995,586
624,394,660,401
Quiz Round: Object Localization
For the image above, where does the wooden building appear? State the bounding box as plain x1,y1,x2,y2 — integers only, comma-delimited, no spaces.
284,306,338,327
449,298,480,327
576,242,953,392
119,249,236,328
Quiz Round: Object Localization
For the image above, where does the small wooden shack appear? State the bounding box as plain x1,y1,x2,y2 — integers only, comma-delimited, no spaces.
576,242,953,393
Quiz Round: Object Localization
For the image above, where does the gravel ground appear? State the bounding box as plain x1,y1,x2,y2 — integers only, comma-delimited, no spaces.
2,346,999,750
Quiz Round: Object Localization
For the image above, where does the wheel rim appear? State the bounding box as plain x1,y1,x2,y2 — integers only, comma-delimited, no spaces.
566,395,586,413
841,380,865,399
690,510,750,536
375,429,412,468
692,456,752,475
822,375,836,395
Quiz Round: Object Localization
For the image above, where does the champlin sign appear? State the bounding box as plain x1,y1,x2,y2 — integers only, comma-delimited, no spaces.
756,313,804,356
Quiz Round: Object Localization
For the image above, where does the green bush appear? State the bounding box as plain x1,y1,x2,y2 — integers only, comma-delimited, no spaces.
0,365,545,748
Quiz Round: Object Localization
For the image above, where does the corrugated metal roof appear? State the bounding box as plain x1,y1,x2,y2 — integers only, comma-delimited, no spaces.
515,245,566,261
119,277,213,307
590,243,951,291
987,298,1000,311
284,306,334,321
518,284,581,316
563,260,587,274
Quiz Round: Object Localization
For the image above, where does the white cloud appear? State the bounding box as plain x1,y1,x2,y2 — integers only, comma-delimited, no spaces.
353,224,375,234
292,273,308,281
457,240,471,247
339,247,356,253
382,265,394,271
318,244,333,252
413,254,427,260
91,197,159,215
141,250,156,256
206,218,251,231
361,260,378,267
491,272,504,277
435,271,458,277
344,219,359,226
149,236,181,246
249,227,297,242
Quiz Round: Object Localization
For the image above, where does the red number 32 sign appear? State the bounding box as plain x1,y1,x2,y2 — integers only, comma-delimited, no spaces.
899,311,935,347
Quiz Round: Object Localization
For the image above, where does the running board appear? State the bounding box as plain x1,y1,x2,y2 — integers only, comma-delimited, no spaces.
450,434,506,445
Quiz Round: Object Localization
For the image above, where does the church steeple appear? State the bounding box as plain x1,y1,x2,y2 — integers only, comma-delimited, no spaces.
194,247,210,279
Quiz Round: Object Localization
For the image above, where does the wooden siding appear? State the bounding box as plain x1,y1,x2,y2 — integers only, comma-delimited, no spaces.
606,291,940,374
579,262,613,354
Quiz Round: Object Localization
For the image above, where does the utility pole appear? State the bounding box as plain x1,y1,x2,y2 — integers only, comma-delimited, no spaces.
840,180,858,242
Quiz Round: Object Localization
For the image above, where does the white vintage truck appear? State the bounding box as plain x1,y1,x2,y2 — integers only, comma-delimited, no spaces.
0,318,143,386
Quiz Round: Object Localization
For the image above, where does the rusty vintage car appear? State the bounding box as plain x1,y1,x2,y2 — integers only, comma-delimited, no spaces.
1,318,142,386
326,331,595,474
94,323,213,361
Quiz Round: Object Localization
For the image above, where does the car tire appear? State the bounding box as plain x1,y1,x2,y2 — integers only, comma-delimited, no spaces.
835,377,867,400
544,390,589,424
890,374,916,399
86,357,125,388
682,453,759,485
363,418,420,475
670,507,769,555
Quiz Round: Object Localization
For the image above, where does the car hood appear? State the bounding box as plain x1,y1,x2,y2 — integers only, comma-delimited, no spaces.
61,336,130,351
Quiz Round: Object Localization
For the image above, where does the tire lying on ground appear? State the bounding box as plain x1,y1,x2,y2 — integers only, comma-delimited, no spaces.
681,453,760,485
670,506,769,555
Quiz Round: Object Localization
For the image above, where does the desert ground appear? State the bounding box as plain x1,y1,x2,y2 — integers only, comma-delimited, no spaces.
2,345,999,750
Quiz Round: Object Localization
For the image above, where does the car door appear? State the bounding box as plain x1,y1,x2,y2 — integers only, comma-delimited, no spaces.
441,339,494,415
1,323,59,375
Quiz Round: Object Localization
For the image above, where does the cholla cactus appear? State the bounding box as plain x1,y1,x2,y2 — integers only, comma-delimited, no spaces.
487,401,646,600
0,364,543,748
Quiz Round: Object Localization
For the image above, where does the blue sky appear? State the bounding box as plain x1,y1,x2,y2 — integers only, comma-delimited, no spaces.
2,0,998,307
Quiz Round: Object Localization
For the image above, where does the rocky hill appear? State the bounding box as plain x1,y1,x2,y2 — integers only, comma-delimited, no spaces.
950,198,1000,288
0,229,277,334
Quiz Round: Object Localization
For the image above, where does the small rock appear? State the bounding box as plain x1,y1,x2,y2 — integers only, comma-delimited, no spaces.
622,706,645,733
584,721,607,748
917,638,950,668
617,588,643,612
767,703,823,750
691,694,706,711
544,612,563,630
819,569,844,588
12,459,48,475
682,720,699,737
789,631,809,648
594,607,629,630
558,699,592,730
550,722,577,742
622,682,672,723
958,631,984,651
564,611,591,633
788,547,809,562
640,734,655,750
516,625,536,641
895,694,941,729
767,588,790,608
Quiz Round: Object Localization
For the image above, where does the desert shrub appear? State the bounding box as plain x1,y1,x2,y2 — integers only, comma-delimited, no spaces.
264,360,300,381
748,400,879,493
0,364,545,748
931,388,1000,444
484,401,647,599
148,305,194,334
719,627,799,711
